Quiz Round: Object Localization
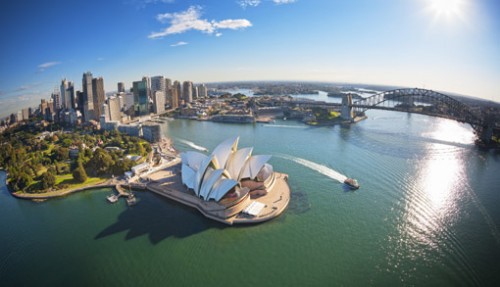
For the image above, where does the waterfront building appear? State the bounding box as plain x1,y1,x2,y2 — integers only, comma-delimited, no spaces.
172,81,181,108
92,77,105,119
118,122,142,137
153,90,165,114
193,85,199,100
133,80,149,116
147,136,290,225
198,84,208,98
82,71,94,122
182,81,193,103
142,76,151,100
142,122,163,142
117,82,125,93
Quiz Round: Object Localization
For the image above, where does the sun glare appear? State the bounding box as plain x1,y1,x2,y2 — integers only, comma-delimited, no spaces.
427,0,467,21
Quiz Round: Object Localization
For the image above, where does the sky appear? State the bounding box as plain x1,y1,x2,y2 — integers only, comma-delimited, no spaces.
1,0,499,117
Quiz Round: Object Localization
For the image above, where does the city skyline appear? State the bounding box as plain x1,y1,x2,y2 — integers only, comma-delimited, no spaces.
1,0,499,118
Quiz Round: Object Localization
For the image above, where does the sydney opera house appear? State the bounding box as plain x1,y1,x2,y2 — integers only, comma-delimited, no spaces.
147,137,290,225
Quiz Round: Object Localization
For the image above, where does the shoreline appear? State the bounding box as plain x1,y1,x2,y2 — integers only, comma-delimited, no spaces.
10,179,115,200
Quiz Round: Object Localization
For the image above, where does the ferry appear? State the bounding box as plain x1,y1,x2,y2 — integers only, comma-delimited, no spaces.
106,194,119,203
344,178,360,190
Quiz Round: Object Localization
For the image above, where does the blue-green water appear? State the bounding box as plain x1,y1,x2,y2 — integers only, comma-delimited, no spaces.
1,110,500,286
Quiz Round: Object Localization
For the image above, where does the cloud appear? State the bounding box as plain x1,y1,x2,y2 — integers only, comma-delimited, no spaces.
238,0,261,8
38,61,61,71
149,6,252,39
273,0,296,4
170,41,188,47
130,0,175,9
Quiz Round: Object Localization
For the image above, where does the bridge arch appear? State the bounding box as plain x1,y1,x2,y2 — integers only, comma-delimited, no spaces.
352,88,484,132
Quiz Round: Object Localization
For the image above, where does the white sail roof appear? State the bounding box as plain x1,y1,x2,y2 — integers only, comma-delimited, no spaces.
180,137,273,202
194,155,217,196
211,136,238,169
240,155,272,180
181,163,196,190
226,147,253,180
208,178,238,202
181,151,207,171
199,169,224,200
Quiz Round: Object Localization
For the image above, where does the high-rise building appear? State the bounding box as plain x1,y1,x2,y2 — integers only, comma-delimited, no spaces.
66,81,75,110
192,85,199,100
117,82,125,93
198,84,208,98
40,99,48,116
182,81,193,103
151,76,165,94
52,92,61,111
153,91,165,115
142,76,151,100
92,77,105,119
172,81,181,109
60,79,69,109
133,79,149,116
108,96,121,122
82,72,94,122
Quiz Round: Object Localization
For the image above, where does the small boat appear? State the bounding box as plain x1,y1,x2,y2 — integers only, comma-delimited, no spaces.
126,194,137,206
107,194,119,203
344,178,360,190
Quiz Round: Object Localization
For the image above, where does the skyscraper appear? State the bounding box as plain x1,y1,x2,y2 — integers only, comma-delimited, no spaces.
198,84,208,98
182,81,193,103
151,76,165,95
133,79,149,116
82,72,94,122
172,80,181,108
60,79,68,109
92,77,105,119
153,91,165,115
66,81,75,110
117,82,125,93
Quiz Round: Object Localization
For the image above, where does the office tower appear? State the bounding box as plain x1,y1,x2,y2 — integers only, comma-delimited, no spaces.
107,96,121,122
76,91,84,114
142,76,151,100
192,85,198,100
151,76,165,94
153,91,165,114
60,79,69,109
198,84,208,98
92,77,105,119
52,92,61,111
182,81,193,103
82,71,94,122
133,79,149,116
117,82,125,93
40,99,48,116
165,78,172,90
22,108,29,121
66,81,75,110
172,81,181,108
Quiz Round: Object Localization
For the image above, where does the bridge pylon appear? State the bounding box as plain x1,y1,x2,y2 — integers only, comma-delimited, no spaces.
341,93,354,122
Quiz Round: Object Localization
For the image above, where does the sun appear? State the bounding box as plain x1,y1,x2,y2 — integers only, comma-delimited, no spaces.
428,0,466,20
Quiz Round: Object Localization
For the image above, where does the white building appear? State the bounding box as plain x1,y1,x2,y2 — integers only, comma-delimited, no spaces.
153,90,165,114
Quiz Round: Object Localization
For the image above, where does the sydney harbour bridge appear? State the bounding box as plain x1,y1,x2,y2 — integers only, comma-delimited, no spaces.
265,88,495,144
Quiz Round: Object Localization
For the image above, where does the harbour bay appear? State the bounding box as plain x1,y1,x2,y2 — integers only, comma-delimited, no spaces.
1,109,500,286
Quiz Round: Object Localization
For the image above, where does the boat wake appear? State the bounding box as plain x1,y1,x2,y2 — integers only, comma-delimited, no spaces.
278,154,347,183
177,138,209,152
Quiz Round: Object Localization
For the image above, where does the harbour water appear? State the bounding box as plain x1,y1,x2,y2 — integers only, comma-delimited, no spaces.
1,109,500,286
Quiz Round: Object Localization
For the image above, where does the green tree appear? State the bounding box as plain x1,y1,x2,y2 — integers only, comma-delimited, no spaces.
85,148,113,176
72,164,88,183
41,171,56,190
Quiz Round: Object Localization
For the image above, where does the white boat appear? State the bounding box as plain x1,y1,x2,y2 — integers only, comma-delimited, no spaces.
344,178,360,190
107,194,119,203
126,194,137,206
